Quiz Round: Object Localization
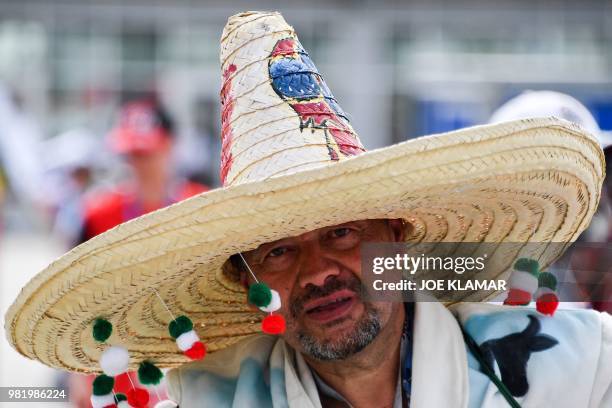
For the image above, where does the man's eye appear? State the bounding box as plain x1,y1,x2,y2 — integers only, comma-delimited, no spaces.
268,247,288,257
331,228,352,238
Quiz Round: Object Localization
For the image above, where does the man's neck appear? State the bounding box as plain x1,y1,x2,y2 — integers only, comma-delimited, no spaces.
304,304,406,408
134,174,170,208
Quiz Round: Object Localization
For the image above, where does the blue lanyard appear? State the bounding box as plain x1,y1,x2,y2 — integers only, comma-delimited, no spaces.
401,303,415,398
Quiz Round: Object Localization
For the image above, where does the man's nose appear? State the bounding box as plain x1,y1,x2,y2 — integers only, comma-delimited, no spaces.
297,242,340,288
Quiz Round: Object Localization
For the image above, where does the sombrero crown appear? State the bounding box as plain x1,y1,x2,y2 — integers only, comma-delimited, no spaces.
4,11,605,373
219,11,364,186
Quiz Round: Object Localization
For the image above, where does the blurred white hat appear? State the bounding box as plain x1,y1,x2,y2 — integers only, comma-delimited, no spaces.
489,90,612,151
42,128,101,173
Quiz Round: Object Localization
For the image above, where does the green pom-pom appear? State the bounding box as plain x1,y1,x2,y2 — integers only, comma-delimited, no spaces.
92,374,114,396
514,258,540,276
168,315,193,339
138,361,164,385
92,318,113,343
114,393,127,403
538,272,557,291
248,282,272,308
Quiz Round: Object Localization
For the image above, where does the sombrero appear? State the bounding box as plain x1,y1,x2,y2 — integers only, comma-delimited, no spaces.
4,11,605,376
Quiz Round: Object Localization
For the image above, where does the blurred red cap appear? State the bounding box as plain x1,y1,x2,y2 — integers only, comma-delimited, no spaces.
108,100,173,154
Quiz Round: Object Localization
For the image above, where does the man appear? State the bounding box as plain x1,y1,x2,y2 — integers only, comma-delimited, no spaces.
79,99,207,242
229,219,410,407
4,12,611,408
41,128,99,246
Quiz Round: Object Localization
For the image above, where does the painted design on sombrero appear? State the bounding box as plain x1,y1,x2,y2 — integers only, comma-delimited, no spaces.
220,63,237,185
268,37,365,161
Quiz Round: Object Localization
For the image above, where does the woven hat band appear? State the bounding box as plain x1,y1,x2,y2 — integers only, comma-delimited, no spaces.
219,11,365,186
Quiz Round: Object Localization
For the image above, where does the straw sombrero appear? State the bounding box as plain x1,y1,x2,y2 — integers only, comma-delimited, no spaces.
4,11,605,375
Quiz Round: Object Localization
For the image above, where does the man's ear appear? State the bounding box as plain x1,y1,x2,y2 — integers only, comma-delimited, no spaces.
388,218,406,242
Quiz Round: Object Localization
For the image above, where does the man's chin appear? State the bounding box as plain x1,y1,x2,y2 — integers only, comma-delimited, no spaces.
293,302,382,361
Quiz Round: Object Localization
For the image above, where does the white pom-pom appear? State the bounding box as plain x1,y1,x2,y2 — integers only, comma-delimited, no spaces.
154,400,178,408
176,330,199,352
90,393,114,408
117,401,133,408
100,345,129,377
260,289,281,313
508,271,538,293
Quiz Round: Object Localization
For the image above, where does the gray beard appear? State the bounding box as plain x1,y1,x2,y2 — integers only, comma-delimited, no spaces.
297,306,382,361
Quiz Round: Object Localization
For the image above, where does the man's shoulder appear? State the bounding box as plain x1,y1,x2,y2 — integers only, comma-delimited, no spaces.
450,303,612,406
452,302,609,329
451,302,611,348
81,184,132,217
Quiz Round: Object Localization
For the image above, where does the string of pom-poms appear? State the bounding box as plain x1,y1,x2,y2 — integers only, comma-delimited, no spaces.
238,253,286,334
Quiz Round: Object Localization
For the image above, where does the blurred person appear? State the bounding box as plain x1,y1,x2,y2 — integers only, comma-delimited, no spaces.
68,99,208,408
79,99,208,242
489,90,612,313
40,128,101,245
6,13,612,408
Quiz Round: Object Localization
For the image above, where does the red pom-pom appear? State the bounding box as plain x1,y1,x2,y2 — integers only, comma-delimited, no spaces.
503,288,532,306
184,341,207,360
262,314,286,335
536,293,559,316
127,388,149,408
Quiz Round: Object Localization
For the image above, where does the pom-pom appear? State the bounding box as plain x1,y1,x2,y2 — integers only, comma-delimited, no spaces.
536,292,559,316
503,288,531,306
117,402,132,408
138,361,164,386
127,388,149,408
260,289,281,313
92,374,114,396
168,315,193,339
176,330,199,351
514,258,540,275
93,318,113,343
184,341,206,360
154,400,178,408
538,272,557,291
535,272,558,316
507,271,539,293
90,393,115,408
262,314,286,335
100,346,130,377
248,282,272,308
114,393,127,403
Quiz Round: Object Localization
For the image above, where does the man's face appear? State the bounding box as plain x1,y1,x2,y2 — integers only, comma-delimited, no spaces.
241,219,405,361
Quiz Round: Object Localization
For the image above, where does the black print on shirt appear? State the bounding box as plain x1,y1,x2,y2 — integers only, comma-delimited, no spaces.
480,314,558,397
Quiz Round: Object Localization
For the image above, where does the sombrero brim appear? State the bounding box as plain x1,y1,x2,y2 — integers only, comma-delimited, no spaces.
4,117,604,373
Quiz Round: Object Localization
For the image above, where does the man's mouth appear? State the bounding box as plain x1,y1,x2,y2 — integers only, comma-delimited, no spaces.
303,290,357,323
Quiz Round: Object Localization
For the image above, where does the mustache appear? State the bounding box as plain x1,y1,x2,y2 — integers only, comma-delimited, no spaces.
290,275,363,318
